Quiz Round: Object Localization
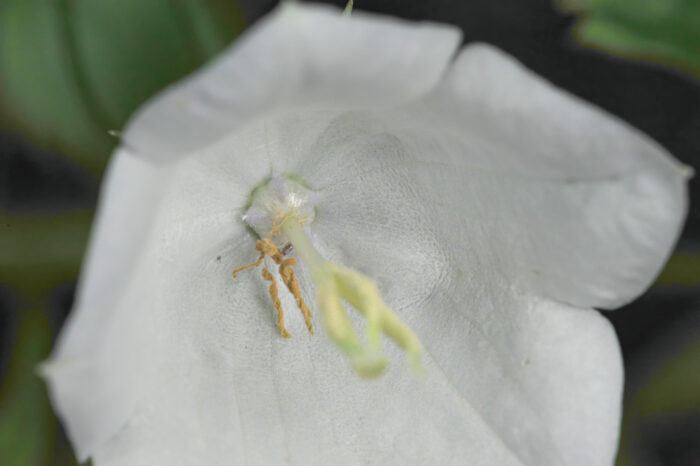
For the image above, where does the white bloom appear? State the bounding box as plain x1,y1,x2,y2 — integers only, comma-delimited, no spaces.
44,3,689,466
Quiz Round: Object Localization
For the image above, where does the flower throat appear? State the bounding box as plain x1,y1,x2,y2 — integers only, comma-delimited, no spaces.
234,174,424,377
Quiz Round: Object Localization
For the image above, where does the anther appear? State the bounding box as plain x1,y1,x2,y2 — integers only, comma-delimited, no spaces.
233,236,314,337
261,266,290,338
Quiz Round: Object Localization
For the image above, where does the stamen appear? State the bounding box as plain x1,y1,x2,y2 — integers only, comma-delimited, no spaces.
233,236,314,337
261,266,290,338
232,252,264,278
237,174,424,377
279,257,314,334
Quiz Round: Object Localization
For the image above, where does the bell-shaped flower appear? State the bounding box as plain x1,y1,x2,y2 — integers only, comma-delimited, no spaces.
43,3,689,465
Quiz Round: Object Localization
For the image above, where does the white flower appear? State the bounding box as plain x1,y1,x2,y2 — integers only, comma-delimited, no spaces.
43,3,689,466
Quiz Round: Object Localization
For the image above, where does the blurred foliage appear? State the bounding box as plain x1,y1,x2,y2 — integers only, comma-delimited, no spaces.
0,309,75,466
634,339,700,416
0,208,91,465
617,332,700,465
656,252,700,286
0,0,245,175
561,0,700,76
0,210,93,297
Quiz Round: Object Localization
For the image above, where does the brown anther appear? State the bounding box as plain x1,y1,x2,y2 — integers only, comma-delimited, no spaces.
256,238,285,264
279,257,314,335
232,251,264,278
261,267,290,338
233,234,314,337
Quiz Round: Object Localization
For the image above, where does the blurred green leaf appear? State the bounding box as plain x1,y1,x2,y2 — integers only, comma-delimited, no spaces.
0,309,69,466
69,0,243,130
0,0,113,174
0,0,244,175
0,210,93,296
616,334,700,466
656,252,700,286
563,0,700,75
635,338,700,415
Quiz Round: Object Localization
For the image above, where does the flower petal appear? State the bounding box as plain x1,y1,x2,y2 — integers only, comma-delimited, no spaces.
50,109,629,464
44,142,262,459
122,3,461,161
63,156,624,463
400,43,689,309
42,148,167,457
81,228,622,465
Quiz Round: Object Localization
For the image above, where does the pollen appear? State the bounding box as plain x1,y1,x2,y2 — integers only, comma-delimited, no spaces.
233,233,314,337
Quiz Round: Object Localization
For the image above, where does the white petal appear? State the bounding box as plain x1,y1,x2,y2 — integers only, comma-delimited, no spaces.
81,145,624,464
91,290,621,465
44,141,263,458
52,111,627,464
122,2,460,161
89,197,622,465
397,43,689,309
43,148,166,457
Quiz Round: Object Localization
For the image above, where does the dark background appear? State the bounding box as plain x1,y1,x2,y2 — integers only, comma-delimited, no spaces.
1,0,698,464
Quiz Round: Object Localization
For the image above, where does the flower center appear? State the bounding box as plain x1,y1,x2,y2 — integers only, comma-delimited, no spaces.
235,175,424,378
242,174,319,240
